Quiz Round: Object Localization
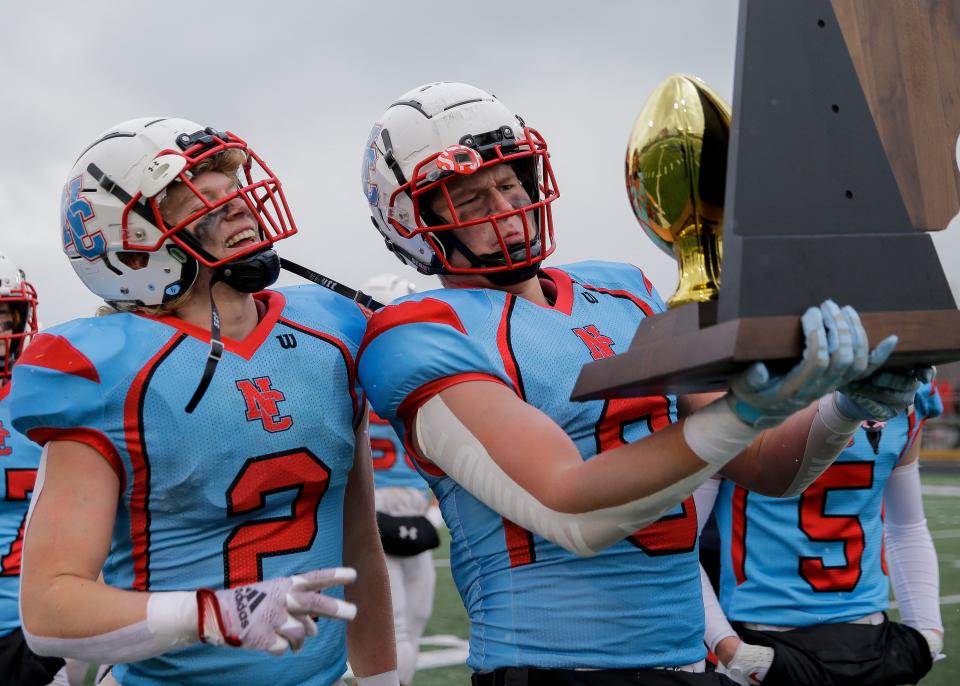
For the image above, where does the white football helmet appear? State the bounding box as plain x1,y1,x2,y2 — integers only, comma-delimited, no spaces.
0,251,39,383
362,82,559,281
360,273,417,306
62,117,297,307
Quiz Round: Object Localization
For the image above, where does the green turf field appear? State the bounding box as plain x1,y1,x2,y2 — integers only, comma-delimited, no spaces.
412,469,960,685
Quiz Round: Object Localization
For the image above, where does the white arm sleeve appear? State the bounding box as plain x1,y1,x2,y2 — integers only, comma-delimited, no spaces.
693,479,737,652
884,460,943,633
23,591,198,663
701,565,738,653
20,448,199,663
414,395,760,557
780,393,861,497
693,478,720,534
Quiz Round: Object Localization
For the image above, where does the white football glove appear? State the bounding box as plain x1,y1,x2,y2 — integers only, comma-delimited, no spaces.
919,628,945,662
718,641,775,685
197,567,357,655
727,301,886,428
836,366,935,422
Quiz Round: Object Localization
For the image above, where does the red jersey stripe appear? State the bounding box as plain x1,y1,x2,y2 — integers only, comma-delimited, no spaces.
123,333,185,591
496,296,525,398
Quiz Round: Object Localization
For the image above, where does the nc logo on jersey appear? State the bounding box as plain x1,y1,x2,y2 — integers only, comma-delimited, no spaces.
236,377,293,433
0,420,10,456
61,176,106,261
573,325,615,360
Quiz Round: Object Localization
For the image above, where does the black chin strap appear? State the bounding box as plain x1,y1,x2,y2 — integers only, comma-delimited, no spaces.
435,231,543,286
279,258,383,310
184,276,225,413
182,259,382,413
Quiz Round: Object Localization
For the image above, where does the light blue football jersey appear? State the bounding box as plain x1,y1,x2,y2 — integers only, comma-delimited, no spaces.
9,287,365,686
714,409,921,627
369,410,429,496
359,261,705,671
0,384,41,637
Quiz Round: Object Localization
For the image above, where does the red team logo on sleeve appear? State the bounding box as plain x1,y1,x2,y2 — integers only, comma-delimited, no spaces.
235,377,293,433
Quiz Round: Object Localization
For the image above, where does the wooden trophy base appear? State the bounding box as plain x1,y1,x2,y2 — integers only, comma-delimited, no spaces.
570,303,960,400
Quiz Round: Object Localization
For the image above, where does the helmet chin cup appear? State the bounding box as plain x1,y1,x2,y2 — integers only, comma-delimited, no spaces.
215,249,281,293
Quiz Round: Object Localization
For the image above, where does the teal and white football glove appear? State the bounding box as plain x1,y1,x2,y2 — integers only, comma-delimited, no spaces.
836,366,936,422
727,301,890,428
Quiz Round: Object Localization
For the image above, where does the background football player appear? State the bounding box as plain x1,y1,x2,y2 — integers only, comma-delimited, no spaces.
10,119,397,686
356,82,931,685
698,383,944,686
0,252,67,686
362,273,439,686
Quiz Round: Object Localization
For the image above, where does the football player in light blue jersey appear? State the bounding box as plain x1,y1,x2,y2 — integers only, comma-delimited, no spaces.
357,82,931,686
698,384,944,686
0,254,71,686
362,274,439,686
11,119,397,686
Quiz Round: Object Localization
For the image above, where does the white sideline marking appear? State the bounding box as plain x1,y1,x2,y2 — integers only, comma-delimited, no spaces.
342,635,469,678
417,635,470,670
931,529,960,539
921,484,960,497
420,634,469,648
890,594,960,609
433,558,451,568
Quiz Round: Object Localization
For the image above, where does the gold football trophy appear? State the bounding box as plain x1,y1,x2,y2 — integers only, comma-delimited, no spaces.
625,74,729,308
571,0,960,400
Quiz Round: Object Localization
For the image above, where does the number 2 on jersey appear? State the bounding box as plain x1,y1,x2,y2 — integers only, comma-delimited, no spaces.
224,449,330,587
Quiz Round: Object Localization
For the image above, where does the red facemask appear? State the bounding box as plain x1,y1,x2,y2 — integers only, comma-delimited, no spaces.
0,280,38,384
388,127,559,275
119,130,298,268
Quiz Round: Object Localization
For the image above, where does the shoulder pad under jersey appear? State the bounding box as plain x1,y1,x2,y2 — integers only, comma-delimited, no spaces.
274,284,368,353
358,288,510,424
9,314,170,442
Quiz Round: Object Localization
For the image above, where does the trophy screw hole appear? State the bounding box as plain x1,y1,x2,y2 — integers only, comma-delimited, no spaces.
845,190,854,199
831,104,840,113
817,19,826,28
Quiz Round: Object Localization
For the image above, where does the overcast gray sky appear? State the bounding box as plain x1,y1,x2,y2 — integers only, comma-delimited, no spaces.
1,1,956,326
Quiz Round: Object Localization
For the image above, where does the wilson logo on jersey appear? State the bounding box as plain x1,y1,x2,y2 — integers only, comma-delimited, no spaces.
572,325,615,360
236,377,293,432
61,176,106,261
0,420,10,456
276,333,297,349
